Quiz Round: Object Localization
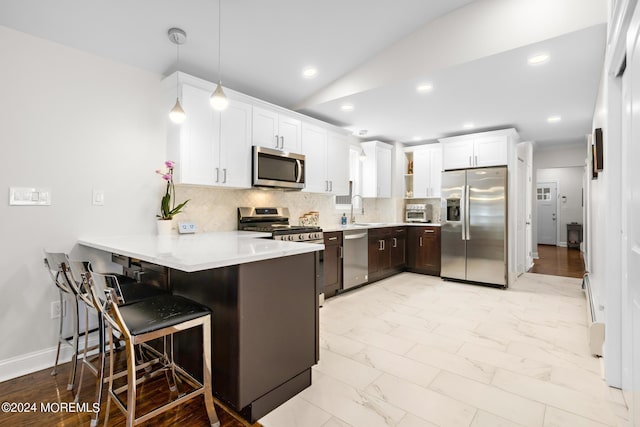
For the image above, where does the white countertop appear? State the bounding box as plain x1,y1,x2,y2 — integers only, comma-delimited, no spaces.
322,222,441,232
78,231,324,273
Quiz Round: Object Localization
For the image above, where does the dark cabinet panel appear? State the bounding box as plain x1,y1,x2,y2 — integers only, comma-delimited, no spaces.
407,226,441,276
323,231,342,298
368,227,403,282
390,227,406,270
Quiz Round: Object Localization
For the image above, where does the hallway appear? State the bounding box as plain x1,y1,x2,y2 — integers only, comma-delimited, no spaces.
529,245,585,279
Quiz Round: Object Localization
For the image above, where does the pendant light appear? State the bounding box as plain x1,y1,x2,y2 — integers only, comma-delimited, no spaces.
168,28,187,124
210,0,229,110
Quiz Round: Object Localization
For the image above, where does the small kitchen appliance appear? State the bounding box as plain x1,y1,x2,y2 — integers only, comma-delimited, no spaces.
405,203,431,223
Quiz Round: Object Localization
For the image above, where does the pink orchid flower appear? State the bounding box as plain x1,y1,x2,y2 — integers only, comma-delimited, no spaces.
165,160,176,169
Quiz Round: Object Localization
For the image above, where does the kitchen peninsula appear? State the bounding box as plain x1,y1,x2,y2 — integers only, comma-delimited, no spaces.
78,231,324,422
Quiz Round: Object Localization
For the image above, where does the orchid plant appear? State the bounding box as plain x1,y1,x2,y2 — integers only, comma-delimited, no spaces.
156,160,189,220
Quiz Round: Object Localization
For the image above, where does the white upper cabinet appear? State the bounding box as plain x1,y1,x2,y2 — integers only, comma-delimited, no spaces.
301,123,328,193
301,124,349,194
361,141,392,198
410,144,442,198
326,131,350,195
218,98,252,188
165,74,252,188
253,106,301,152
440,129,515,170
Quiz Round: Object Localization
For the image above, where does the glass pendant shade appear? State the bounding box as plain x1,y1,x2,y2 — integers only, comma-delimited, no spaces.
210,83,229,111
169,98,186,123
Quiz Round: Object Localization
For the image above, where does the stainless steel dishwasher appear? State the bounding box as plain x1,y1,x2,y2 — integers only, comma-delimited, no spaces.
342,229,368,290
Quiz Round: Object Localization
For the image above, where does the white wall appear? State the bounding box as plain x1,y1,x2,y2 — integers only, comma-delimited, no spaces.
0,26,165,376
531,144,587,252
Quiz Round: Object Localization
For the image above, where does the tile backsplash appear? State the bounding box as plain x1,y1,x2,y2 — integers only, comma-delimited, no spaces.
174,185,404,231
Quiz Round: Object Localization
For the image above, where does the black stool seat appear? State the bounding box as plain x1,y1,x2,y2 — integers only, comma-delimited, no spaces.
118,295,211,335
106,275,167,305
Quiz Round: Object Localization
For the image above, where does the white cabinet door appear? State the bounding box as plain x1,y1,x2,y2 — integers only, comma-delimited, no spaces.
219,98,252,188
429,144,442,197
442,140,474,170
326,131,349,195
474,136,507,167
278,115,302,152
376,144,392,198
177,84,218,185
252,106,279,149
412,148,430,198
301,123,328,193
253,106,301,152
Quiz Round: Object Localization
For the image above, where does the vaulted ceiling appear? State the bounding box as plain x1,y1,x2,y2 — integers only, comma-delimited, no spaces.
0,0,607,147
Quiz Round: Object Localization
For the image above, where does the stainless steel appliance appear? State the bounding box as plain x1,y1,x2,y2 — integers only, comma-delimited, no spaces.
252,146,305,190
405,203,432,223
441,167,508,287
342,229,368,290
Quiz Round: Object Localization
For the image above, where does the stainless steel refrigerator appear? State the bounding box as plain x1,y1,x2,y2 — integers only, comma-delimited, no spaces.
441,166,508,287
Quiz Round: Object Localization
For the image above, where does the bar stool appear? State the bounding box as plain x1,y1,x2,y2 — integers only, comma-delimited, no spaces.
86,268,219,427
44,251,90,392
63,257,168,427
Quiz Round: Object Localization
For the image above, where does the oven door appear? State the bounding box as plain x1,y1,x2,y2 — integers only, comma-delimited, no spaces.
253,146,305,190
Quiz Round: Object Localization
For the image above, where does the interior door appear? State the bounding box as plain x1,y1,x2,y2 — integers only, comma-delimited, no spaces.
517,158,526,274
537,182,557,245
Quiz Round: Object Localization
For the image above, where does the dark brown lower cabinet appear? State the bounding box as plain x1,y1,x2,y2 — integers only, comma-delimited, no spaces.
407,226,441,275
368,227,406,282
323,231,342,298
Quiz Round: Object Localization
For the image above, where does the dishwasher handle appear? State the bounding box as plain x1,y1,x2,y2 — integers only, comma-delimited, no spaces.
344,232,368,240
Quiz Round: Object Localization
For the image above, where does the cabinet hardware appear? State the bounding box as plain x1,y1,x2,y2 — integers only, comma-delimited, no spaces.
425,230,435,233
475,155,478,166
340,246,343,258
419,236,423,247
215,167,220,183
275,135,279,148
328,237,337,241
378,240,383,251
329,181,333,192
325,180,329,191
223,168,227,183
393,237,397,248
280,136,284,149
381,240,385,250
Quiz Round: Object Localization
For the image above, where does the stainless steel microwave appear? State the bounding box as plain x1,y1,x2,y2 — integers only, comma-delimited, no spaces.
252,146,305,190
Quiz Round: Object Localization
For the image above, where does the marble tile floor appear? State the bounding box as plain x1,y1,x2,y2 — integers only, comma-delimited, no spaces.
259,272,630,427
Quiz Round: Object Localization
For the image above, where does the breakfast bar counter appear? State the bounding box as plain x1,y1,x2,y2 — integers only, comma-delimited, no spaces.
78,231,323,423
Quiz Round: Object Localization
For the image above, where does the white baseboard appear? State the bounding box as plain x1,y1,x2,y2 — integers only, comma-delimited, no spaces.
0,336,100,383
532,252,539,259
558,241,567,247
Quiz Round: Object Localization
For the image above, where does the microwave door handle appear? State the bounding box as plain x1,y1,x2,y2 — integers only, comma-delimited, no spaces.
295,159,302,183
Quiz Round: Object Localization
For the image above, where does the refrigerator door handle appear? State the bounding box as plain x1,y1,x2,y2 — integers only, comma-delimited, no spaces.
465,184,471,241
460,190,467,241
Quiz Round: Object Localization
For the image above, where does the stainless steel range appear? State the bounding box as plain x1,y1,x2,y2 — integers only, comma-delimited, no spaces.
237,207,323,243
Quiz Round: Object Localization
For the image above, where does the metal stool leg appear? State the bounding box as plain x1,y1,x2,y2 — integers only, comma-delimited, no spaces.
202,317,220,427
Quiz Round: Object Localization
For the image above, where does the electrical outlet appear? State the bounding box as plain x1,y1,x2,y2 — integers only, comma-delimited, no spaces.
50,301,65,319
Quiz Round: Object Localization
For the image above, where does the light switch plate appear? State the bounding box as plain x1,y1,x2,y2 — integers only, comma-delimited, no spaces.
92,189,104,206
9,187,51,206
178,222,197,234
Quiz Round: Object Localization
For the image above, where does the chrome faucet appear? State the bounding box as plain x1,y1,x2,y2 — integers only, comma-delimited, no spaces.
350,194,364,224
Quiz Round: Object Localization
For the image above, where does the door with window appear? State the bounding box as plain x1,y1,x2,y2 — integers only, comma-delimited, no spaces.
537,182,557,245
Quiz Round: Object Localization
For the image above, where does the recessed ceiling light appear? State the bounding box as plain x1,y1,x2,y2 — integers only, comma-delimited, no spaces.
358,129,368,136
547,115,561,123
341,103,354,112
416,83,433,93
463,123,475,129
302,66,317,79
528,53,550,65
412,136,422,141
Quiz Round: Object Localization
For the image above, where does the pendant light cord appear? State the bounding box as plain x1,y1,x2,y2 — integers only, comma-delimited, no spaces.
218,0,222,84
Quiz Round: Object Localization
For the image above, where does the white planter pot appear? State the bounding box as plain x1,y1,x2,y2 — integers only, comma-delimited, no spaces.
156,219,174,235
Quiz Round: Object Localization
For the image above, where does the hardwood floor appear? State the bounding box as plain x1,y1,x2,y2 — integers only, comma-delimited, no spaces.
0,350,262,427
529,244,585,278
